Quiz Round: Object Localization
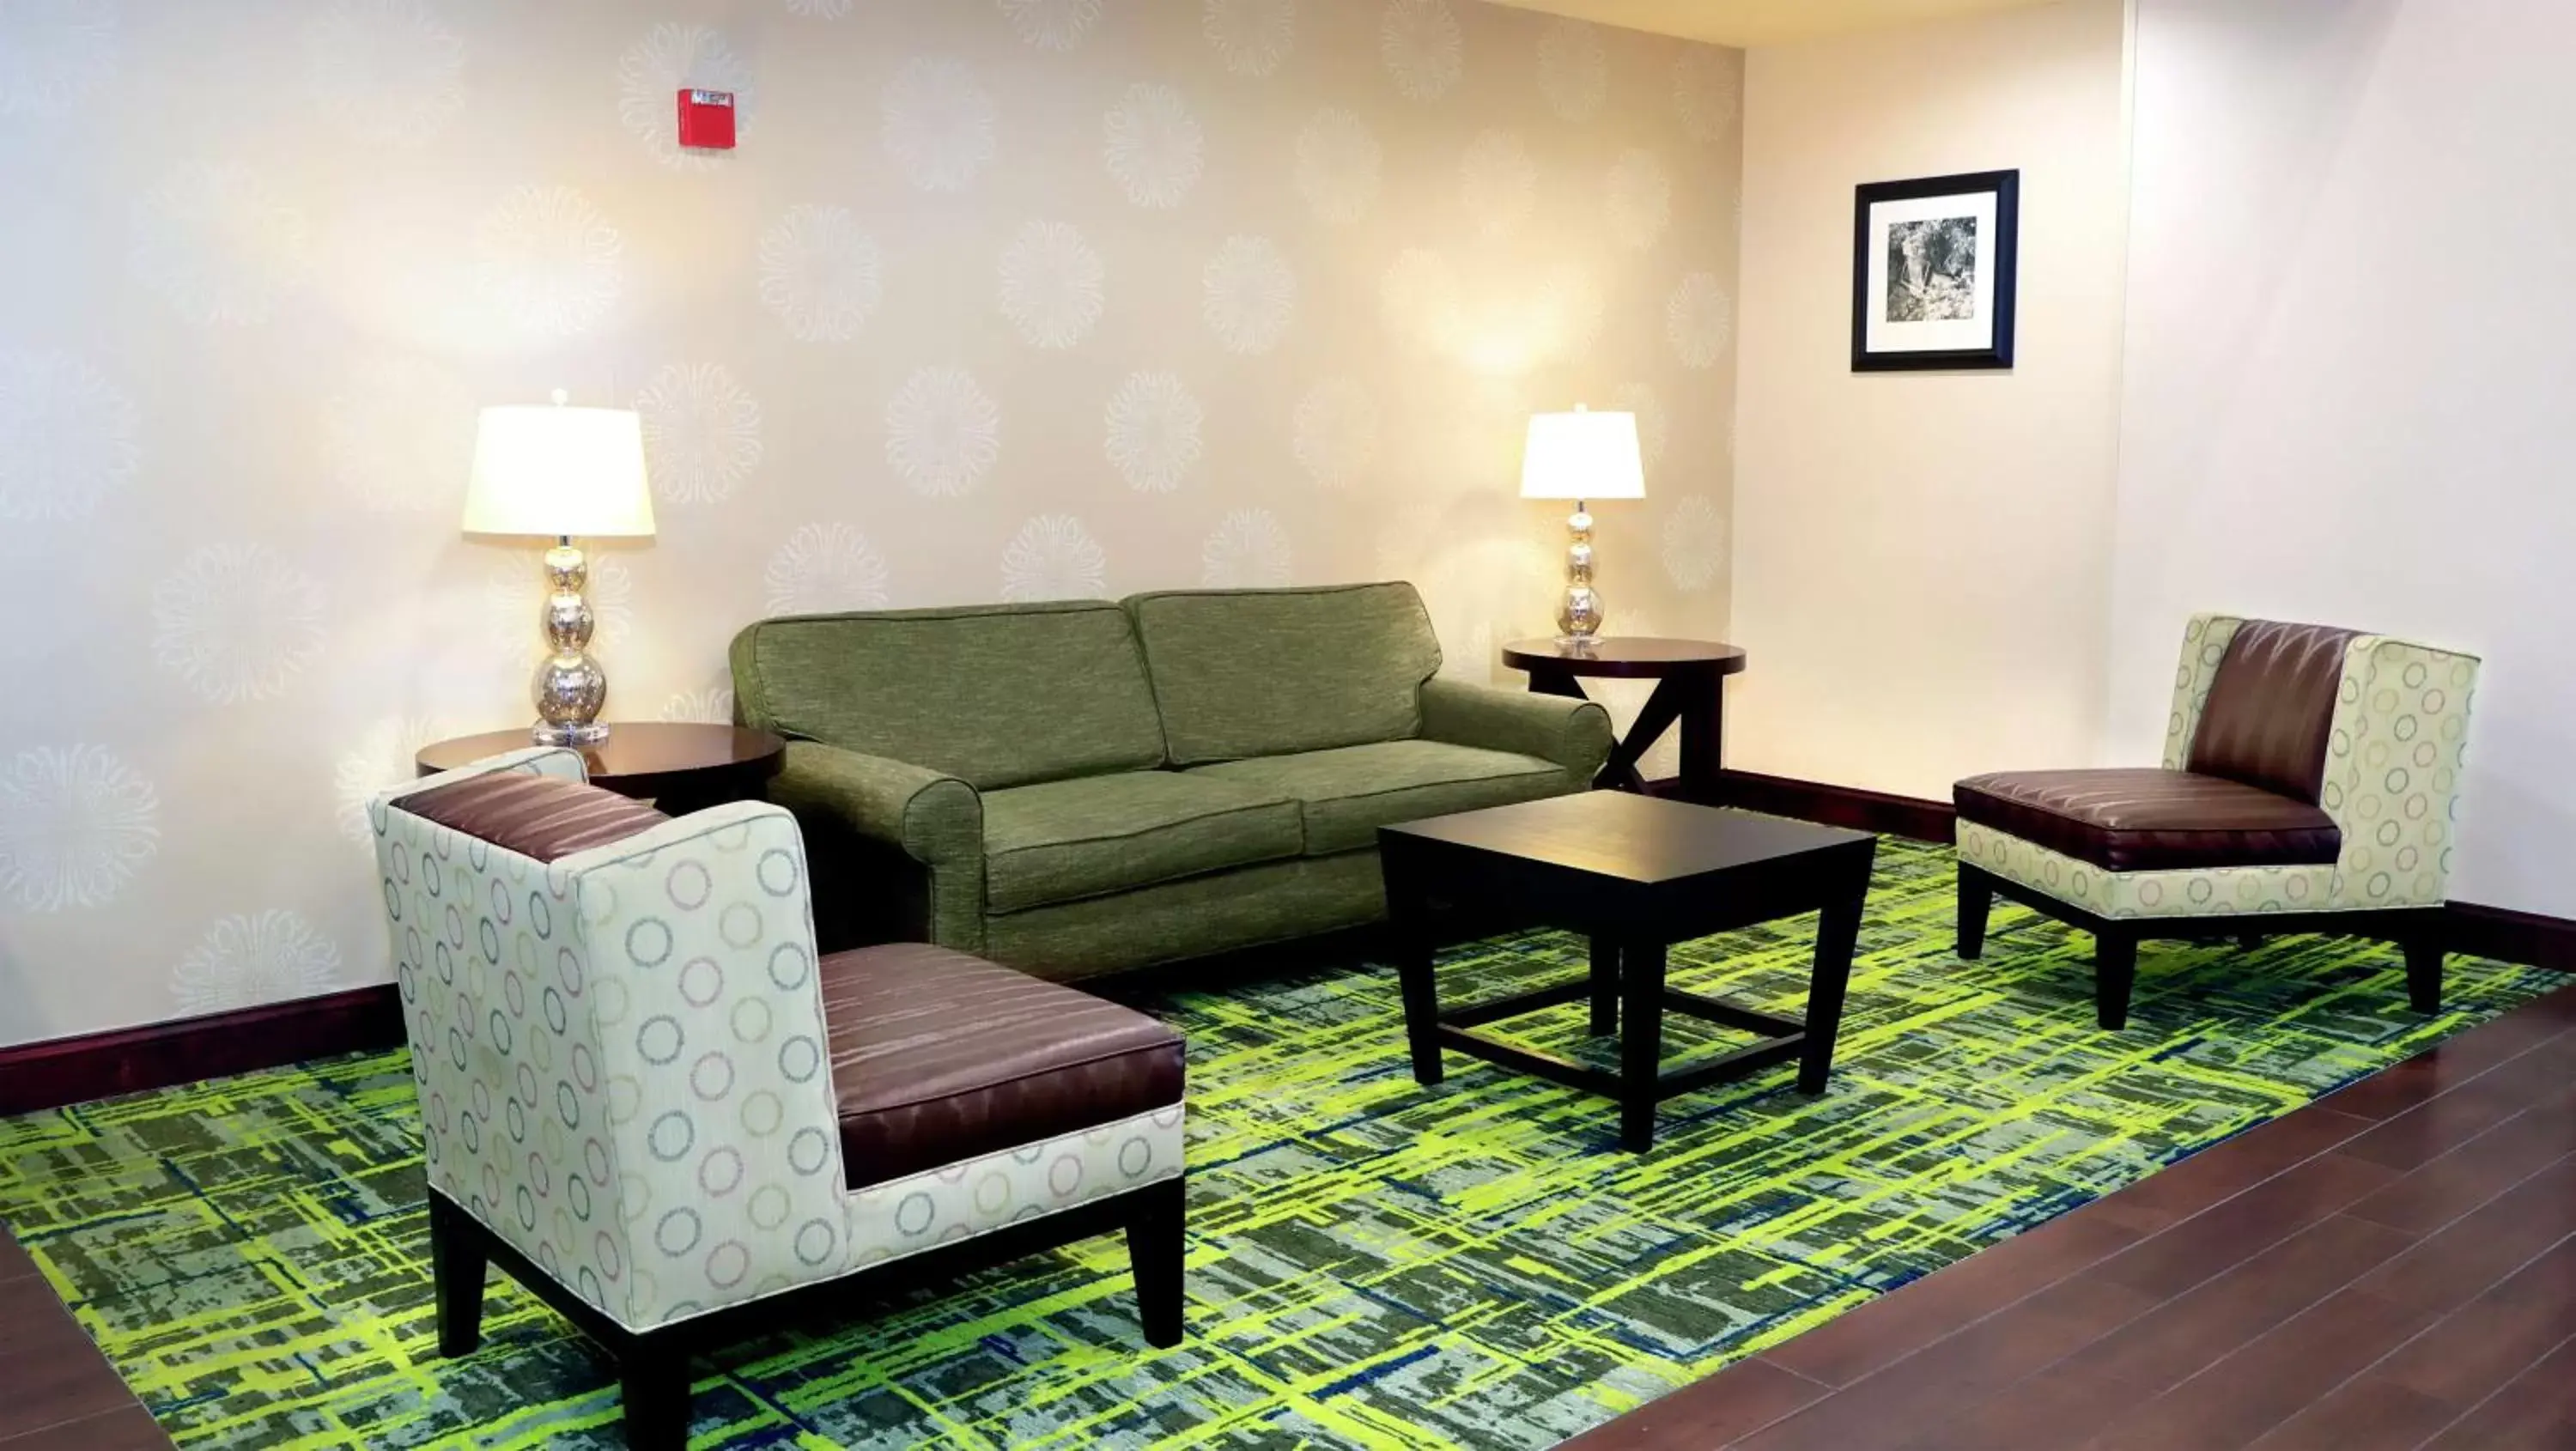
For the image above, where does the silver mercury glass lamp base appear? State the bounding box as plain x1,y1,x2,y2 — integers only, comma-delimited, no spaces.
528,538,614,747
1555,500,1606,644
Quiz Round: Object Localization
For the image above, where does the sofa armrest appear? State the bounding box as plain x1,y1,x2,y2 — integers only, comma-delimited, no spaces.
765,741,986,949
1417,677,1613,785
768,742,981,865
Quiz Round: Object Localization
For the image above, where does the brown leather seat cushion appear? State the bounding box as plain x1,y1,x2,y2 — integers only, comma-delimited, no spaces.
1954,768,2341,873
819,943,1184,1189
394,771,670,861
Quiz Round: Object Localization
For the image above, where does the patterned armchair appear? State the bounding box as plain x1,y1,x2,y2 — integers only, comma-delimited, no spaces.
1953,616,2479,1029
371,748,1188,1449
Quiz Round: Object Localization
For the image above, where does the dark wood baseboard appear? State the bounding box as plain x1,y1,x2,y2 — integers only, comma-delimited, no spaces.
0,985,403,1118
2447,899,2576,974
0,910,1545,1120
4,775,2570,1119
1665,768,1959,845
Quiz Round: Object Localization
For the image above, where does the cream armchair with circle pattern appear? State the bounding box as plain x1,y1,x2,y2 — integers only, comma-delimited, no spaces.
1952,616,2479,1029
371,747,1188,1450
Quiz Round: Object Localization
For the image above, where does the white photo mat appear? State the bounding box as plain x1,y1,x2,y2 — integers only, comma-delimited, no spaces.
1863,191,2000,355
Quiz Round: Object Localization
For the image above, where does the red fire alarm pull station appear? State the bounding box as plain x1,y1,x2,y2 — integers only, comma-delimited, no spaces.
677,88,737,150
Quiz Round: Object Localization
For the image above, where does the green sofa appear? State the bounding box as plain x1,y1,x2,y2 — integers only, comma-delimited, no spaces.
729,581,1613,979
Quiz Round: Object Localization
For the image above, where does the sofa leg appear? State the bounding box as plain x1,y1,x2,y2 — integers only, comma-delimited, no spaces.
2095,932,2137,1031
2404,937,2445,1014
426,1193,487,1359
1957,867,1993,961
619,1340,692,1451
1126,1176,1187,1349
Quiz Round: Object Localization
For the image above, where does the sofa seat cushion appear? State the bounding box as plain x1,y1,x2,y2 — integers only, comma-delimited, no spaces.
981,770,1303,914
1954,768,2342,873
1189,739,1569,856
818,943,1184,1188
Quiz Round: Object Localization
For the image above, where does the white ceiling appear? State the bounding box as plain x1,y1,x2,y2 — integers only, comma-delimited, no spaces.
1478,0,2061,48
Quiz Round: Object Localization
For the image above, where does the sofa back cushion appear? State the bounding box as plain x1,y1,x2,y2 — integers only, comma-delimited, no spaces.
732,602,1167,790
2185,619,2359,804
1125,582,1443,766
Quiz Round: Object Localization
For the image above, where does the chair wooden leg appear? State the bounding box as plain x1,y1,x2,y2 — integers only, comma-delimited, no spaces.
1956,866,1993,960
618,1339,692,1451
426,1193,487,1359
2404,937,2445,1014
1126,1176,1187,1348
2095,931,2138,1031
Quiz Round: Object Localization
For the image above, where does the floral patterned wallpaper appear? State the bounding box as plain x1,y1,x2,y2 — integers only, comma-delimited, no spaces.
0,0,1741,1045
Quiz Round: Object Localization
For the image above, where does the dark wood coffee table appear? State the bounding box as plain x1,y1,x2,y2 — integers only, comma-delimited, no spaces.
1502,637,1747,798
1380,791,1876,1151
416,723,785,816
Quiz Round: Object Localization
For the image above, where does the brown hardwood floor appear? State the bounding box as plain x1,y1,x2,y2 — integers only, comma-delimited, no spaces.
1571,980,2576,1450
0,1225,168,1449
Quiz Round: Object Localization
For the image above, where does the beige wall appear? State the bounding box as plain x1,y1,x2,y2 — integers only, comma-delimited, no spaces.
1728,0,2129,798
0,0,1742,1047
2110,0,2576,915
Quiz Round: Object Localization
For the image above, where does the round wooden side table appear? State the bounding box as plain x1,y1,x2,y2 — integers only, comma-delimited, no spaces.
416,722,786,817
1501,637,1748,797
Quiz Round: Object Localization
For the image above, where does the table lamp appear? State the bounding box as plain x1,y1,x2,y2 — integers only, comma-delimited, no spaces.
463,393,654,746
1521,405,1644,641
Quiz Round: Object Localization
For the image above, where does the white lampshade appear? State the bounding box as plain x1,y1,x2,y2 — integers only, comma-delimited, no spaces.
462,404,655,538
1520,407,1645,502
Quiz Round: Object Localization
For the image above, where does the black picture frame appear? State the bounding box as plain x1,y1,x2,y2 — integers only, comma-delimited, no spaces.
1851,169,2019,372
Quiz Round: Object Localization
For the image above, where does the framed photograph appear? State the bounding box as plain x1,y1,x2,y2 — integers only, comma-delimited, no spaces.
1851,169,2019,371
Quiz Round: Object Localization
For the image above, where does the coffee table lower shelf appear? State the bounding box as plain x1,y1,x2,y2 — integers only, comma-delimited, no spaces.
1420,972,1820,1150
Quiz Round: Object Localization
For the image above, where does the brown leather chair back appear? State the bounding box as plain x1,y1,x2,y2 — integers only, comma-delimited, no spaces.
2184,620,2358,804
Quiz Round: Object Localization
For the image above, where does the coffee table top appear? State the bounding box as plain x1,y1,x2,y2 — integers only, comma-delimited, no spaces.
1502,637,1747,678
1381,791,1872,886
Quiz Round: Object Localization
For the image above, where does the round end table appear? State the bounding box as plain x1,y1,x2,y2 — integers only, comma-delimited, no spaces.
1501,637,1747,797
416,722,786,816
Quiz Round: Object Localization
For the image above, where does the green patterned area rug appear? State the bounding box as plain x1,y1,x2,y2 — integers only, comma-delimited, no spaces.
2,840,2562,1449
